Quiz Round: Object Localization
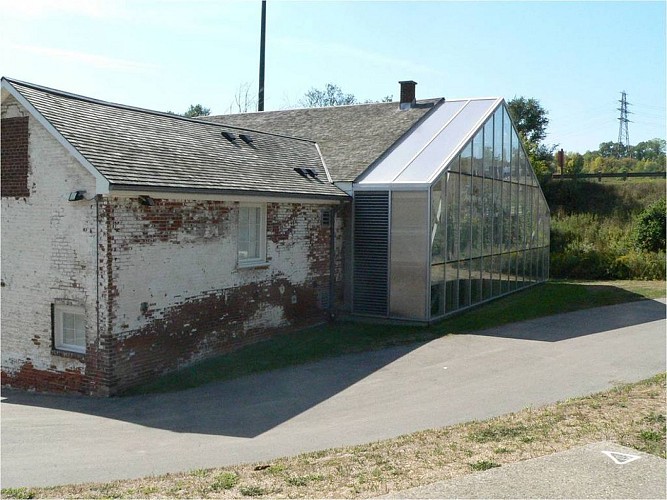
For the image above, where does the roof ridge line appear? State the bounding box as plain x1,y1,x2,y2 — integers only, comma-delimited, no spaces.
2,77,320,145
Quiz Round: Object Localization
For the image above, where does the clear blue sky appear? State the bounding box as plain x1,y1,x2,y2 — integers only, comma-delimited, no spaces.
2,0,665,153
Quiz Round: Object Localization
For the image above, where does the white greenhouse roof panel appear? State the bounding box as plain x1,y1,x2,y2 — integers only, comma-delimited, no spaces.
357,97,501,187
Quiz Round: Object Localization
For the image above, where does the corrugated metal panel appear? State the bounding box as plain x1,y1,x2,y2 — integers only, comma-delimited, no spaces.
353,191,389,316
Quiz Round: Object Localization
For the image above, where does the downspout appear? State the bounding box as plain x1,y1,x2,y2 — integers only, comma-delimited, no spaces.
328,203,340,320
95,194,100,395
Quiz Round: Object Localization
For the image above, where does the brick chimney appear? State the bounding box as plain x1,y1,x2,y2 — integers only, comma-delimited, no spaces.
399,80,417,110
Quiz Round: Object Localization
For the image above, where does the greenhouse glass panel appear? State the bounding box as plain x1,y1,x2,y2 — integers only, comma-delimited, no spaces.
431,263,445,317
395,99,498,183
460,141,472,175
473,132,483,177
431,178,445,264
483,118,494,178
471,257,483,305
446,171,460,261
502,181,512,252
459,172,472,260
483,177,493,256
506,110,516,180
445,261,458,313
458,259,471,308
493,175,503,253
494,108,505,179
472,176,483,257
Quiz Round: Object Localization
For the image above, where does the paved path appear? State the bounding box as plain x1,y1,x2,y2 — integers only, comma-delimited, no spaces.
1,299,665,488
381,441,667,499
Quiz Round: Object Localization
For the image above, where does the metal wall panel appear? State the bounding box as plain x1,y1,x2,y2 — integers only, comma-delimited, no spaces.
353,191,390,316
390,191,429,320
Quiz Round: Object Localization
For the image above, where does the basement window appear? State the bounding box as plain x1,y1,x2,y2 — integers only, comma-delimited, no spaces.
238,204,267,267
53,304,86,354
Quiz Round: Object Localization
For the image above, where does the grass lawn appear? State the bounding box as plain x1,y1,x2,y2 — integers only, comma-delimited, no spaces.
5,373,665,499
125,280,665,395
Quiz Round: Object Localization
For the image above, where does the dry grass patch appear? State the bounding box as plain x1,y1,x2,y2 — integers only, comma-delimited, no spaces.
6,373,664,499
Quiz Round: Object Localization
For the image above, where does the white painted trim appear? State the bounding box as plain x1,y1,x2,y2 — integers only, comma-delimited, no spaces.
352,182,431,192
53,304,86,354
102,190,342,205
237,203,268,267
1,78,110,194
314,142,334,184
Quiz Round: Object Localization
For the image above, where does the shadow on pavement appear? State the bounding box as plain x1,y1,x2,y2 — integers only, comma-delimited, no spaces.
1,344,419,438
472,295,665,342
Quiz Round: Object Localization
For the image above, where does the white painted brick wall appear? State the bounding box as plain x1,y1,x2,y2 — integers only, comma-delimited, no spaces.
1,96,97,377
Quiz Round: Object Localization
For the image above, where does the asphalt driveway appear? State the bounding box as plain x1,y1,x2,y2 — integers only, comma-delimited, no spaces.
2,298,665,488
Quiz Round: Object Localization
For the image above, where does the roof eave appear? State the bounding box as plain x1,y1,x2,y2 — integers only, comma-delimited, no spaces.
107,183,350,201
1,77,111,194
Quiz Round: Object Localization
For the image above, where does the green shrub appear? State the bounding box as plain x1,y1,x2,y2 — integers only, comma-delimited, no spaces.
634,199,666,253
211,472,239,491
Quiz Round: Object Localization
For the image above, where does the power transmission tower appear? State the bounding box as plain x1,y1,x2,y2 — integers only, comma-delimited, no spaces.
616,91,632,157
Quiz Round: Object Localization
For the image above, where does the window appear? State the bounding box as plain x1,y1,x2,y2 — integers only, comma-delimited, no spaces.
238,204,267,266
53,305,86,353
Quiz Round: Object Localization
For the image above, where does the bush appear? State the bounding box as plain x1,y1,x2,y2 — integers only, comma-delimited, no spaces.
634,199,666,253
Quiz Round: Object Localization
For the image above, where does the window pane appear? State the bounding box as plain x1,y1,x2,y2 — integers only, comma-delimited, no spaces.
62,311,85,347
239,206,262,261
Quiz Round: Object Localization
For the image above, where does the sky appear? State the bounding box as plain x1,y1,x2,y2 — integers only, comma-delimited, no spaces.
1,0,665,153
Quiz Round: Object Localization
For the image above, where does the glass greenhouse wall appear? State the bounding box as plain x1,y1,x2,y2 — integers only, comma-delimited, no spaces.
352,100,550,321
429,105,550,320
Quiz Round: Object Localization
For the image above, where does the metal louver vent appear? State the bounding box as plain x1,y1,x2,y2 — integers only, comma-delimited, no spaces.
353,191,389,317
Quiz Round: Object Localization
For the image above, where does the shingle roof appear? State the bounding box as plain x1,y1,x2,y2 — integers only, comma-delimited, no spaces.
2,78,346,199
204,99,442,182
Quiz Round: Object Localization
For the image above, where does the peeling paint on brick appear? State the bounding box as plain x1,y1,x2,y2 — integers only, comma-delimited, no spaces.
2,95,348,396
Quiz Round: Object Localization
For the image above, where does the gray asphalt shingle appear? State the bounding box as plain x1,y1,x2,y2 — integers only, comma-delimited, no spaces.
4,79,346,199
204,99,442,182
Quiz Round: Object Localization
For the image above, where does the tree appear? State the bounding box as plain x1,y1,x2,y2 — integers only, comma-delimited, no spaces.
225,82,257,114
183,104,211,118
507,96,556,180
299,83,357,107
632,138,666,162
507,97,549,144
633,199,666,253
564,152,584,175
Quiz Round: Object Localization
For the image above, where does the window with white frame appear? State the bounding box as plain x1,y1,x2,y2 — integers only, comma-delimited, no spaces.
238,204,267,266
53,304,86,353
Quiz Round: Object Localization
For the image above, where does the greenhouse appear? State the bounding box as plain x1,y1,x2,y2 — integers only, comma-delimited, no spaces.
352,98,550,321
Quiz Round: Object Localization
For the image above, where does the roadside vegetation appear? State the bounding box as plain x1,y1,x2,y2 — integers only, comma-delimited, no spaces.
545,179,666,280
5,373,664,499
124,280,664,395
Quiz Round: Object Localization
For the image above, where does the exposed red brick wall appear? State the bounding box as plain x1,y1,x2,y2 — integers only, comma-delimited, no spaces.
1,116,30,197
1,362,86,394
98,197,336,394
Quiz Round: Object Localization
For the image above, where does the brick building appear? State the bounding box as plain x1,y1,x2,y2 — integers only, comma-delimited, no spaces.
1,78,549,395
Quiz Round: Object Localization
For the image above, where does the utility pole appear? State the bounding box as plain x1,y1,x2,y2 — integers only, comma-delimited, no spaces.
616,91,631,157
258,0,267,112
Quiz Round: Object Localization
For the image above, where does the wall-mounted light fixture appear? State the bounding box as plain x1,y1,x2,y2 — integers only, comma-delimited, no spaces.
68,190,86,201
138,195,155,206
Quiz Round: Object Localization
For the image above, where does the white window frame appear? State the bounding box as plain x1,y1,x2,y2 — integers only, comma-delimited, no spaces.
237,203,267,268
54,304,86,354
